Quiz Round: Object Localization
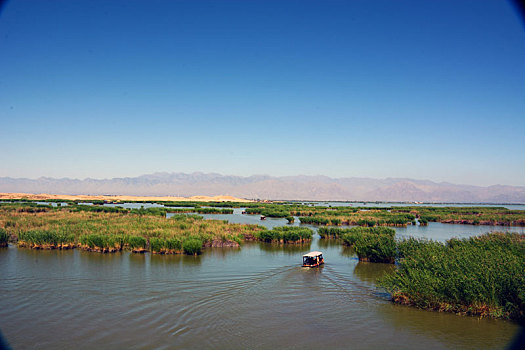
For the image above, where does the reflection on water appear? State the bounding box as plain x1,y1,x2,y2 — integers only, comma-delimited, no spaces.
256,241,312,255
317,237,342,249
377,301,520,350
353,261,395,285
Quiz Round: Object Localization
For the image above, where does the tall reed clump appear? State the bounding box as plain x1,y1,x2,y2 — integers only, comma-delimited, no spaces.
380,232,525,321
150,237,182,254
127,236,147,253
318,227,347,239
18,229,75,249
194,208,234,214
254,227,313,244
78,234,126,253
182,238,203,255
318,226,395,240
245,206,291,218
340,227,395,246
298,216,330,225
340,227,396,263
353,233,396,263
0,228,9,247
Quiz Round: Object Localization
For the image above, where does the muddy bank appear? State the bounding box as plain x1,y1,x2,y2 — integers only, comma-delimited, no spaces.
17,242,75,250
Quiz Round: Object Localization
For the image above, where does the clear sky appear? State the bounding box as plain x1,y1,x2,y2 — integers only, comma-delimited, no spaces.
1,0,524,186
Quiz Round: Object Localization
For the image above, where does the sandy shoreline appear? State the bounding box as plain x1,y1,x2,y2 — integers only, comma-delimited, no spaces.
0,192,252,203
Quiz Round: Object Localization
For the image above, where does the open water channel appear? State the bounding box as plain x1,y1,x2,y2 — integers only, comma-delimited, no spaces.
1,206,523,349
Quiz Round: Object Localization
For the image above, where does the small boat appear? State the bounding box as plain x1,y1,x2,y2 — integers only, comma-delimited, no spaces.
302,251,324,267
260,215,266,220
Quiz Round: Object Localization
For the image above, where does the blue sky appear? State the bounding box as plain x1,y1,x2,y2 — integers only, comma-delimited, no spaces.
1,0,524,186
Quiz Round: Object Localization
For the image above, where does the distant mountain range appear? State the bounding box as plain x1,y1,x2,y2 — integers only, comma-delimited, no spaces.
1,172,524,203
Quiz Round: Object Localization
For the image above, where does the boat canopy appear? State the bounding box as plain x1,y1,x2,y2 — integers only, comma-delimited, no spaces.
303,251,323,257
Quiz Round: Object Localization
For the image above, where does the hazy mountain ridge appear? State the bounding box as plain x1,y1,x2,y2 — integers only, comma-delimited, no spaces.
0,173,524,203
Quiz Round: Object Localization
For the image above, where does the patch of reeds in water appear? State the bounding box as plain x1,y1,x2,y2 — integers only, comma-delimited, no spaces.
78,234,127,253
18,229,76,249
150,237,183,254
182,238,203,255
254,227,313,244
318,227,344,239
298,216,330,225
335,227,396,263
352,233,396,263
245,206,291,218
380,232,525,321
0,228,8,247
127,235,148,253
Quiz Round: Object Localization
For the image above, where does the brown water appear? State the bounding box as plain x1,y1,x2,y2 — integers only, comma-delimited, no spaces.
0,232,520,349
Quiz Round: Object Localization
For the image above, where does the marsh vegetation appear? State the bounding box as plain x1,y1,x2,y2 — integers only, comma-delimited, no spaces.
243,203,525,227
320,225,525,320
0,228,9,247
0,203,263,255
381,233,525,321
1,201,524,321
252,226,313,244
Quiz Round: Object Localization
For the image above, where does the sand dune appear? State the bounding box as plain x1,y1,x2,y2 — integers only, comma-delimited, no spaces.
0,192,251,203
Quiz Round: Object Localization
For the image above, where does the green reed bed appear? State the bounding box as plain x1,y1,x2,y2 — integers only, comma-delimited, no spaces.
128,235,148,252
253,226,313,244
1,206,263,255
352,233,397,263
293,205,525,227
78,234,127,252
393,206,525,226
0,202,53,213
318,226,397,263
298,216,331,225
318,227,345,239
197,208,234,214
130,207,169,216
182,238,203,255
298,211,416,227
337,227,396,263
166,208,234,214
318,226,395,239
18,229,76,249
381,232,525,321
150,236,183,254
245,206,291,218
0,228,9,247
71,204,129,214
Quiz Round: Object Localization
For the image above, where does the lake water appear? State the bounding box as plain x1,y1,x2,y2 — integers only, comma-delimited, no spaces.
1,210,523,349
188,211,525,241
31,201,525,211
297,201,525,210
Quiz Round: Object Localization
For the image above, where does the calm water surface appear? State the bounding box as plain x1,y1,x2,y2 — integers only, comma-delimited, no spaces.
33,201,525,210
298,201,525,210
1,215,523,349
